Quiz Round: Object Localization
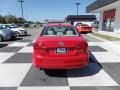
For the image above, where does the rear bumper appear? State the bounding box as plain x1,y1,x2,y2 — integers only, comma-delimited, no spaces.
19,30,28,36
33,54,89,69
80,30,92,33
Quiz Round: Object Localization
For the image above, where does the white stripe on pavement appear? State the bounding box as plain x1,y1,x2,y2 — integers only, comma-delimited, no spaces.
17,87,70,90
67,64,118,86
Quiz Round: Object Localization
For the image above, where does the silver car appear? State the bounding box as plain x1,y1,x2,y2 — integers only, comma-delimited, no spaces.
0,26,17,42
4,25,28,37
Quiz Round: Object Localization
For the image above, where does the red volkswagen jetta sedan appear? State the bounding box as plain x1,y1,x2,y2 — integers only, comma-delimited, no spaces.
33,24,89,69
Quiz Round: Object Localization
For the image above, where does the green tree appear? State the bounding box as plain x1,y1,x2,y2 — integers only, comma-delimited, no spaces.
0,14,27,24
4,15,26,24
0,15,7,24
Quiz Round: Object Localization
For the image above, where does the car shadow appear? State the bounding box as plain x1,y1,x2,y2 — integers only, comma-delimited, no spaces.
14,37,23,41
0,44,8,48
20,34,31,37
44,52,102,78
81,32,88,34
1,37,23,42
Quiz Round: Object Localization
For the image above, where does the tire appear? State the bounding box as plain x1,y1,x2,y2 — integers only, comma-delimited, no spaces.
16,32,20,37
11,36,16,40
0,35,3,42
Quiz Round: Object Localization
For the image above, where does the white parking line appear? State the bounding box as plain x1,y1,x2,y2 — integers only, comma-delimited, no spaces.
0,64,32,87
67,64,118,86
17,87,70,90
8,42,29,47
0,53,15,63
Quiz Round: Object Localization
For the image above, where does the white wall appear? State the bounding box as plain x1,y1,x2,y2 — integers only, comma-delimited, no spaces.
99,11,103,31
114,7,120,33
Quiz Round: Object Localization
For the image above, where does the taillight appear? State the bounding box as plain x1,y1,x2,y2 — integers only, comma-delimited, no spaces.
81,27,84,30
34,43,39,50
76,42,88,53
34,43,47,54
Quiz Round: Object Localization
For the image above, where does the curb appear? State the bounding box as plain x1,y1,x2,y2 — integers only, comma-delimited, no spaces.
87,33,108,42
87,33,120,49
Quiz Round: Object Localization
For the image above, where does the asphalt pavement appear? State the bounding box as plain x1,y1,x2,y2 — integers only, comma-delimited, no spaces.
0,27,120,90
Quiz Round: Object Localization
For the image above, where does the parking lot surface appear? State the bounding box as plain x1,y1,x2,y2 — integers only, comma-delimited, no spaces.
0,28,120,90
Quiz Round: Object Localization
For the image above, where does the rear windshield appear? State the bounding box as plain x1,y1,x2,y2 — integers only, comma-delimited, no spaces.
9,25,17,28
80,24,89,26
41,27,79,36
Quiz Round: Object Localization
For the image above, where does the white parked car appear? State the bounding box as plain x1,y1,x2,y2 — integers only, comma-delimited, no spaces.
4,25,28,37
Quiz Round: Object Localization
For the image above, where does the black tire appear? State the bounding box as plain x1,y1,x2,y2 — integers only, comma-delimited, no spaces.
16,32,20,37
0,35,3,42
11,36,16,40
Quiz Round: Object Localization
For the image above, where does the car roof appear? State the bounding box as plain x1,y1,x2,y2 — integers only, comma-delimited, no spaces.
47,23,73,27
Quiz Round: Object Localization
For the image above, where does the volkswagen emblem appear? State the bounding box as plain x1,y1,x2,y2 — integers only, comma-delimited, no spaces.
59,42,64,47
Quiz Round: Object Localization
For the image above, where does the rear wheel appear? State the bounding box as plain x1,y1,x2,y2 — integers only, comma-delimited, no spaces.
0,35,3,42
11,36,16,40
16,32,20,37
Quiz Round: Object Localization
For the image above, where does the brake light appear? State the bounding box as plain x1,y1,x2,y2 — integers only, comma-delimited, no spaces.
34,43,47,50
76,42,88,53
81,27,84,30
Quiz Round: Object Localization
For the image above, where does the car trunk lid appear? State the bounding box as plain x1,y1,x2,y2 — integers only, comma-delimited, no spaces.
34,36,88,56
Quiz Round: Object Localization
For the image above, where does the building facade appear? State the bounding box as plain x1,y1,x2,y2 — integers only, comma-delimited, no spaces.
86,0,120,33
65,15,96,26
